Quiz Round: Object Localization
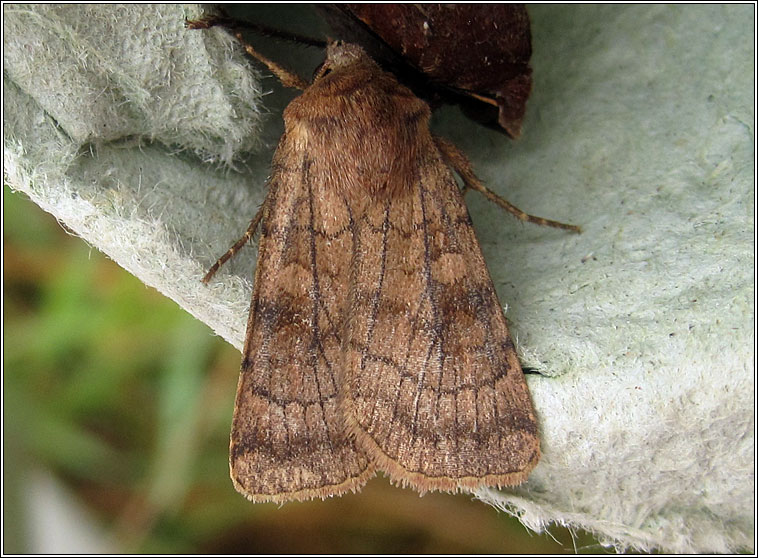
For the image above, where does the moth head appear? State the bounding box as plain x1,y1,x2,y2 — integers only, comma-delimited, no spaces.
312,40,374,82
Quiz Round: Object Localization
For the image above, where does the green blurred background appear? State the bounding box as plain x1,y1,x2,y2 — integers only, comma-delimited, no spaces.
3,185,607,553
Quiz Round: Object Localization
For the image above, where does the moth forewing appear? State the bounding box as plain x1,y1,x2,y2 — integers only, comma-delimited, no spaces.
340,112,540,492
228,114,375,503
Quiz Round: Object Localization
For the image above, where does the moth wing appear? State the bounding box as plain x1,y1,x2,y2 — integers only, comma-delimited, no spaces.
230,141,374,502
343,139,540,492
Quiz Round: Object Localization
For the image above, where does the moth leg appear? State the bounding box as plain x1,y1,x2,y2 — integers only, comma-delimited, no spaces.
202,207,264,284
434,136,581,233
230,31,309,90
186,14,308,90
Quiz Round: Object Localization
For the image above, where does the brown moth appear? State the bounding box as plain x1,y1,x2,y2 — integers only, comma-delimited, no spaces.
318,4,534,137
200,33,578,502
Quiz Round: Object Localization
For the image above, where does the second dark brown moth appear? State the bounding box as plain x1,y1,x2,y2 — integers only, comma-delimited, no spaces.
319,4,534,137
195,20,579,502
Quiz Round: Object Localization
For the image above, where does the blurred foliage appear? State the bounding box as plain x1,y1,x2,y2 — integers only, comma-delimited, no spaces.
3,185,606,553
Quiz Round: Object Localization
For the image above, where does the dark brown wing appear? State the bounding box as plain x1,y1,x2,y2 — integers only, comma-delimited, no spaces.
342,135,540,493
229,135,374,503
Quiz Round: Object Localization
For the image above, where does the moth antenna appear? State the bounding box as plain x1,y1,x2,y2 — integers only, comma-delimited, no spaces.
186,13,327,48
